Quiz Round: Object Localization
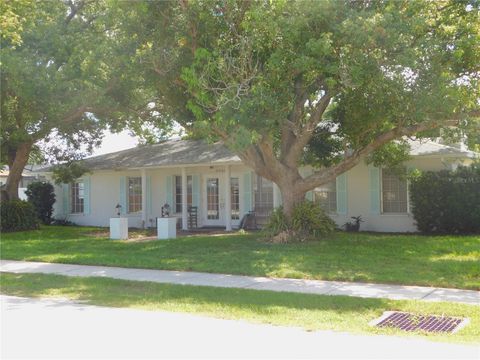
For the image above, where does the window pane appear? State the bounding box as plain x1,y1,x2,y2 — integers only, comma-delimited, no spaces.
313,181,336,213
128,177,142,213
70,181,85,214
382,169,407,213
253,175,273,217
207,178,219,219
231,177,240,220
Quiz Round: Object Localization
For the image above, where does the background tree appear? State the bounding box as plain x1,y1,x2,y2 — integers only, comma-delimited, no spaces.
115,0,479,219
0,0,151,200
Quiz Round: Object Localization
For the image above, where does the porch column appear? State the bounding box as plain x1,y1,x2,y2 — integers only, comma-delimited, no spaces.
181,167,188,231
141,168,147,228
224,165,232,231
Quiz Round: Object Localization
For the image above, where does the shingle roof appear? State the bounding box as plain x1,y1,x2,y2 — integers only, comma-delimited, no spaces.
77,139,241,170
37,138,477,173
407,139,478,158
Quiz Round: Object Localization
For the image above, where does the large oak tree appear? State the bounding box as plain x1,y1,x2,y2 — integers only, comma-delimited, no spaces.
116,0,479,218
0,0,146,200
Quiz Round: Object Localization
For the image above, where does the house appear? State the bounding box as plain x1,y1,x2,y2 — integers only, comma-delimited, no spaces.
41,139,477,233
0,165,46,200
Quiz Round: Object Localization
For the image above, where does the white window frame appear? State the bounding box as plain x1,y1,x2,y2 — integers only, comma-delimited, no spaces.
313,181,337,213
127,176,142,214
380,168,409,215
70,180,84,214
173,175,192,214
231,177,240,220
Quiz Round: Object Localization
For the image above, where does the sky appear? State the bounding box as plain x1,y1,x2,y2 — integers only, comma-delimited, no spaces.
89,130,140,157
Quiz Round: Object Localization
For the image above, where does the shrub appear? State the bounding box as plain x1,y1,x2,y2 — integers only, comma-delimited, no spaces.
264,201,335,242
0,200,40,232
291,201,336,238
25,181,56,225
51,217,77,226
409,165,480,234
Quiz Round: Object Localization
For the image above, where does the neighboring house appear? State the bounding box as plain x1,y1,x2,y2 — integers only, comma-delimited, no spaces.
39,139,477,232
0,165,46,200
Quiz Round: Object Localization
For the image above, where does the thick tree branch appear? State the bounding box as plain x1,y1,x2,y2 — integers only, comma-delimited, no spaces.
297,119,461,192
282,93,332,167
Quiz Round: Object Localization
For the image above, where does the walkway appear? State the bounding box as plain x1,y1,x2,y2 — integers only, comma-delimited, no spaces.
2,295,478,359
1,260,479,305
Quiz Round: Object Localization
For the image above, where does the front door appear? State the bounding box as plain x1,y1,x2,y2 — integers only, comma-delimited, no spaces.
204,176,224,226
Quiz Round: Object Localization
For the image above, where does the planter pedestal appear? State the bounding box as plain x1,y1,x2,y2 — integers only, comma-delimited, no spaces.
110,218,128,240
157,217,176,240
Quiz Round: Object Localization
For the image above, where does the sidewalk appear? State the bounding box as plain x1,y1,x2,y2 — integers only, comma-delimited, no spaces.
1,259,479,305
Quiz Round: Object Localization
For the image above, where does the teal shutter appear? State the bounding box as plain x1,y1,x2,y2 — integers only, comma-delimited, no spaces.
336,173,347,215
369,167,381,214
192,175,200,208
62,183,70,216
146,176,152,215
243,172,252,213
119,176,127,215
165,175,173,207
83,177,91,215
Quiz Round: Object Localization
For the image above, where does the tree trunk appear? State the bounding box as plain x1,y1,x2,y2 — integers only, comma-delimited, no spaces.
277,174,307,221
4,142,32,201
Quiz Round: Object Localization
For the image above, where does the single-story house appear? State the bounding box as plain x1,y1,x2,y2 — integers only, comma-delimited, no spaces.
41,139,477,232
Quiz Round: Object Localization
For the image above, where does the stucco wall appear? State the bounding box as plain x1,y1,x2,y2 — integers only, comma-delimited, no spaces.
53,164,251,228
51,155,474,232
325,156,471,232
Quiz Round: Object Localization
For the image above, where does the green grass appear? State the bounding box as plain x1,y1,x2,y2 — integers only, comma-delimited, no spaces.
1,272,478,344
1,226,479,289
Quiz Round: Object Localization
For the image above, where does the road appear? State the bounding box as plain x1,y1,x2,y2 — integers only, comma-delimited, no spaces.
1,295,478,359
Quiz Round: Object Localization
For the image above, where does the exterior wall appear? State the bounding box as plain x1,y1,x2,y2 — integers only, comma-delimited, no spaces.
51,155,474,232
53,164,252,228
322,156,471,232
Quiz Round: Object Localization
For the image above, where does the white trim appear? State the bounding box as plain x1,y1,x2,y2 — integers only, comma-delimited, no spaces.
380,168,409,215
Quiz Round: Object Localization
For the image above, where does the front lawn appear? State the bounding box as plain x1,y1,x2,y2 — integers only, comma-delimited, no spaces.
1,272,479,344
1,226,479,289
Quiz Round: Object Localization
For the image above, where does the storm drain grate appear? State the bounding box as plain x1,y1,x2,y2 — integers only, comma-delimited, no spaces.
370,311,469,333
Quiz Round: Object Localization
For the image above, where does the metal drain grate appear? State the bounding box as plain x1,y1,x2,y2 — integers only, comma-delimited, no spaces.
371,311,469,333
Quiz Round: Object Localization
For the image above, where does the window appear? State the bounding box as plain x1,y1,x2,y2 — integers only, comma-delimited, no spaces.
231,177,240,220
128,177,142,213
253,175,273,217
174,175,192,213
71,181,84,214
313,181,337,213
206,178,219,219
382,169,408,213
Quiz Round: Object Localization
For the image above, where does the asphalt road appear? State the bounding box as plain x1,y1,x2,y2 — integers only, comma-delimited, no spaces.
1,295,478,359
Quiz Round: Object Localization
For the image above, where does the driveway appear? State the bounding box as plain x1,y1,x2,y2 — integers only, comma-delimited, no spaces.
1,295,478,359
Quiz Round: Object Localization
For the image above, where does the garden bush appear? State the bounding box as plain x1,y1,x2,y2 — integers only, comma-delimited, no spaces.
25,181,56,225
409,165,480,234
0,200,40,232
264,201,336,242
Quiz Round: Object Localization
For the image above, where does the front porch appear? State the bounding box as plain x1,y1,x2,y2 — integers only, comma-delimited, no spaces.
56,163,281,230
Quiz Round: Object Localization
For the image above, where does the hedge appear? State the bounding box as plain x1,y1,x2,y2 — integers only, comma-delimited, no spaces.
0,199,40,232
409,165,480,234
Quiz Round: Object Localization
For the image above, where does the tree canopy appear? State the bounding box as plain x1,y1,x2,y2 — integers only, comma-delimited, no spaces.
113,0,479,216
0,0,148,199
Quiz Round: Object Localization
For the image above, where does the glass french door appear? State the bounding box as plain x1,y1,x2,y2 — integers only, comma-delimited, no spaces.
204,177,223,226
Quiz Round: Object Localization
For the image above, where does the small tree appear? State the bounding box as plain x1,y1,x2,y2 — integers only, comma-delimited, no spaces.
25,182,56,225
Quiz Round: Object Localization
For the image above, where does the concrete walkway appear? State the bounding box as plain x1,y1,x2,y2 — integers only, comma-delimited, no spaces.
1,260,479,305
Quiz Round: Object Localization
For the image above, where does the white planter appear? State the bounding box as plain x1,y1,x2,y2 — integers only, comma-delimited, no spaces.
157,217,177,240
110,218,128,240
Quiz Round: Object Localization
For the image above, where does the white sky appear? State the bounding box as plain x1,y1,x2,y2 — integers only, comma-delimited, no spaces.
89,130,140,157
